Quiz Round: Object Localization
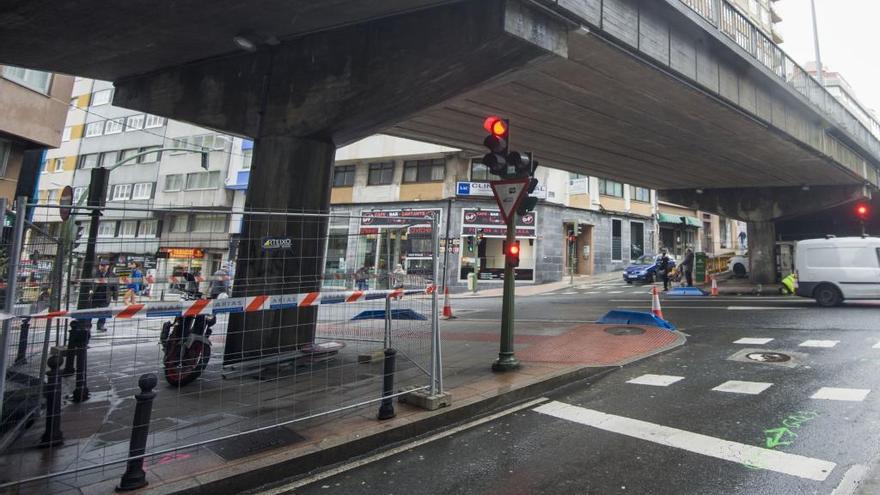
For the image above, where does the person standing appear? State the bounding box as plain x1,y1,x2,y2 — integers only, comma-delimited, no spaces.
355,264,370,291
208,265,230,299
656,250,672,292
681,248,695,287
90,260,117,332
123,261,143,305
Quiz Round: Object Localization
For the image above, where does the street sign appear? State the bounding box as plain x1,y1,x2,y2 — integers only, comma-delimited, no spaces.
490,178,529,223
59,185,73,221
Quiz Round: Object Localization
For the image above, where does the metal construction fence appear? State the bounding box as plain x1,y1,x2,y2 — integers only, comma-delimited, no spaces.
0,200,442,492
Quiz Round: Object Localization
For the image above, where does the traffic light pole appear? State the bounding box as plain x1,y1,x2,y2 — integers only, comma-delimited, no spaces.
493,212,520,372
76,167,109,310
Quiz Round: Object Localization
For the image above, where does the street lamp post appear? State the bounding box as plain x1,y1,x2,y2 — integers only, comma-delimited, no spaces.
810,0,824,86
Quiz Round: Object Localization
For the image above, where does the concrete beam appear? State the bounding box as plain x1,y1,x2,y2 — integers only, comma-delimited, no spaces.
113,0,567,144
659,186,872,222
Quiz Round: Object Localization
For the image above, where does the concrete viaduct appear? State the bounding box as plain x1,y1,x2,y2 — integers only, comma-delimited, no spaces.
3,0,878,359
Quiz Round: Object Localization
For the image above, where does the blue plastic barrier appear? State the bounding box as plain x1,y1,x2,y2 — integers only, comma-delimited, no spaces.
351,309,427,321
597,310,676,331
666,287,708,297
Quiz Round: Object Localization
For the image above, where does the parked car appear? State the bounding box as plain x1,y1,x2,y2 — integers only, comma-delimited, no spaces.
729,252,749,278
623,255,676,284
795,236,880,307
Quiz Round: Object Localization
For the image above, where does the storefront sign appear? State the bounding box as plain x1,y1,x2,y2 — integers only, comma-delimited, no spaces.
158,247,205,259
261,237,293,251
359,208,441,234
457,181,551,199
460,209,537,238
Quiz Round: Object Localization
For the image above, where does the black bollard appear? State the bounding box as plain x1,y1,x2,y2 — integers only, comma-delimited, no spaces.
62,320,78,376
116,373,158,492
37,355,64,448
70,320,91,402
14,317,30,364
377,348,397,420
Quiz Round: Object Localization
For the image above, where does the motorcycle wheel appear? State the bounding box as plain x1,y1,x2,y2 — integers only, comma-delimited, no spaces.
164,340,207,387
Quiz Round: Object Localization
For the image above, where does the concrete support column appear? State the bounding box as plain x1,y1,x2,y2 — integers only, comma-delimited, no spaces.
747,220,776,285
224,135,334,365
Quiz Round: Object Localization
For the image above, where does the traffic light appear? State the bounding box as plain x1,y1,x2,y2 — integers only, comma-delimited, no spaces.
73,221,85,250
855,203,870,221
466,236,475,252
505,241,521,267
507,151,531,178
517,177,540,215
482,116,509,177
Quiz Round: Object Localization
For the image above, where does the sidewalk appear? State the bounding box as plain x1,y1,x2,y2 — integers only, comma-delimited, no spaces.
701,272,784,296
2,307,684,494
453,272,623,299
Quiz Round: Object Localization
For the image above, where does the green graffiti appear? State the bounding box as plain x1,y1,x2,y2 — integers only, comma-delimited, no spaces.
743,411,819,470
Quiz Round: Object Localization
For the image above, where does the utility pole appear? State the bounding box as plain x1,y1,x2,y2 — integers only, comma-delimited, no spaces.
810,0,824,86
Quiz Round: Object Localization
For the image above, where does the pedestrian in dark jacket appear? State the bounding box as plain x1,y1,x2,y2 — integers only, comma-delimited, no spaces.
657,250,672,292
91,260,117,332
681,248,695,287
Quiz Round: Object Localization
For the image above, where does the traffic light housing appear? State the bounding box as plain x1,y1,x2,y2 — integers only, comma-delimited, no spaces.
517,177,540,215
855,203,870,222
482,116,509,177
505,241,521,267
73,221,85,250
466,236,475,252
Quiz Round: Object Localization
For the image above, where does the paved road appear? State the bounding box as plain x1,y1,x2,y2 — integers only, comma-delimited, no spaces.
270,280,880,495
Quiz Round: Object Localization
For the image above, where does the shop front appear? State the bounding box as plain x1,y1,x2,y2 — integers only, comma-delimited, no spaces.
155,247,206,288
459,208,536,282
357,208,441,280
658,213,700,258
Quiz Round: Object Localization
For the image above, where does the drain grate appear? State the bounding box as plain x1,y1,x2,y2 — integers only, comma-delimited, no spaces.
728,348,805,368
604,326,646,336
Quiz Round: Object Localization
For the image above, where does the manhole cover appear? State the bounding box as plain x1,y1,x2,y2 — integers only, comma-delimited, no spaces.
604,326,646,336
746,352,791,363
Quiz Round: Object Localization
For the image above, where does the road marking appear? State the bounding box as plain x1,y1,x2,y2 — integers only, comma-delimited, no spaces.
256,397,550,494
560,291,577,295
811,387,870,402
626,374,684,387
608,291,624,294
830,464,869,495
799,340,840,348
727,306,805,310
712,380,773,395
734,338,775,345
533,401,835,481
873,342,880,349
585,291,600,294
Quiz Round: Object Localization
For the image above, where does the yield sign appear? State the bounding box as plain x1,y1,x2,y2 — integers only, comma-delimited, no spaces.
490,178,530,223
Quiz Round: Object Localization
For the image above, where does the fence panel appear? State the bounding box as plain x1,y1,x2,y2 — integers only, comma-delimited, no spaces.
0,203,441,492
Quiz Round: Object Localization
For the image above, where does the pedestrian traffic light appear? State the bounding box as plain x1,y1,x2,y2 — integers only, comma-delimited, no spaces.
855,203,870,221
466,236,475,252
482,116,509,177
505,241,521,267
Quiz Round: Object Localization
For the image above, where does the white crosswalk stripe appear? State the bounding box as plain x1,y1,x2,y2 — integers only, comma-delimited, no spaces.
733,338,775,345
799,340,840,348
626,374,684,387
712,380,774,395
811,387,870,402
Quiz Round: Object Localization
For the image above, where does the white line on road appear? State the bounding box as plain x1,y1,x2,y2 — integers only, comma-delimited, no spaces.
533,401,836,481
626,374,685,387
256,397,550,494
733,338,775,345
830,464,869,495
712,380,773,395
811,387,871,402
799,340,840,348
726,306,806,310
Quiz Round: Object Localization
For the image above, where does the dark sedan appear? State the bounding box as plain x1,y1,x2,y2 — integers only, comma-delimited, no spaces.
623,255,675,284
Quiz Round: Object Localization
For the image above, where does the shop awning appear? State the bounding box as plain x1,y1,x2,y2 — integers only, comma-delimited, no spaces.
658,213,701,227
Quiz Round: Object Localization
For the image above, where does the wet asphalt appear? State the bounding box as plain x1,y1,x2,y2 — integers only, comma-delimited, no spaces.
284,280,880,495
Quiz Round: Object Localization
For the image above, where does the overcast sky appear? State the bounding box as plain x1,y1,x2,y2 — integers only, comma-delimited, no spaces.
777,0,880,113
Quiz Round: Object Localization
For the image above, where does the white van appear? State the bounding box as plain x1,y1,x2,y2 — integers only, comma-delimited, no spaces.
795,236,880,306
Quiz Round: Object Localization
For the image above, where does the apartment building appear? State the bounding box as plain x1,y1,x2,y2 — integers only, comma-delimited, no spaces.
729,0,783,42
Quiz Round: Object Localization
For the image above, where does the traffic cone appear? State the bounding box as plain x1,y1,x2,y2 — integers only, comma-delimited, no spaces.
710,275,719,297
442,286,455,319
651,285,664,320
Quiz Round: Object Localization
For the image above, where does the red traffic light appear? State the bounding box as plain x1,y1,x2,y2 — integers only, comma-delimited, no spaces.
508,243,520,255
483,116,508,137
856,203,870,220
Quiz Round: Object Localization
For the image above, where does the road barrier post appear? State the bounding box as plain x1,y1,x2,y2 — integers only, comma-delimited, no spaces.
116,373,158,491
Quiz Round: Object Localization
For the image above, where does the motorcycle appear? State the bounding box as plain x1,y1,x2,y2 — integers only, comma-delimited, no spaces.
159,290,215,386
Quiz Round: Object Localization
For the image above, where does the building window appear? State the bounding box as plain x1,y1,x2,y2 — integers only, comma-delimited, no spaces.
144,114,165,129
630,221,645,259
470,160,491,182
172,134,232,154
170,215,189,233
62,127,72,142
73,187,86,204
125,114,144,131
84,121,104,137
139,146,162,163
78,153,100,169
193,215,227,233
111,184,132,201
47,189,59,204
599,179,623,197
242,148,253,170
98,221,117,237
367,162,395,185
118,220,137,238
185,171,220,190
2,66,52,94
131,182,153,200
100,150,119,167
119,148,140,164
332,165,356,187
138,220,158,238
611,219,622,261
164,174,183,192
91,89,112,106
104,118,124,135
0,140,8,177
53,158,64,172
631,186,650,203
403,159,445,183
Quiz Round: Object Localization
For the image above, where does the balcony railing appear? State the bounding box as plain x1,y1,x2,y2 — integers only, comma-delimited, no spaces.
680,0,880,167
